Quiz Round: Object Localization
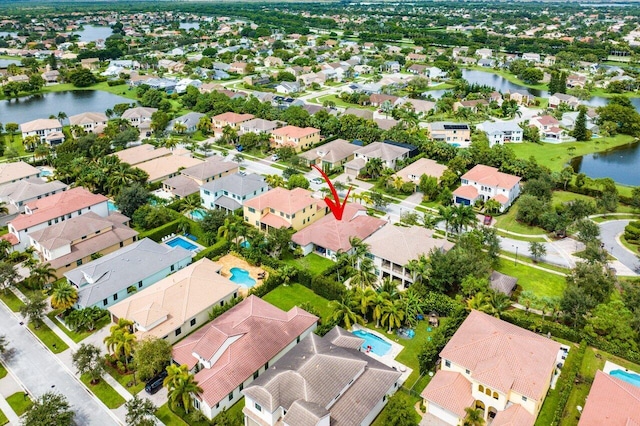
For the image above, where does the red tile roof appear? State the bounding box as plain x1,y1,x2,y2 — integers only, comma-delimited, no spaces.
260,212,291,229
0,233,18,246
172,296,318,407
452,185,478,200
11,187,107,231
244,187,320,215
491,404,535,426
213,112,254,124
421,370,474,418
461,165,521,190
579,371,640,426
535,115,559,126
271,125,319,139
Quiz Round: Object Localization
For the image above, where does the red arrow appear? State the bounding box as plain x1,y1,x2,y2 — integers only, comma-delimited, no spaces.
311,164,352,221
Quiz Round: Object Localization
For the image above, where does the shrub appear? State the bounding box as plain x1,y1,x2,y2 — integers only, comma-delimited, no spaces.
137,219,182,242
193,239,230,261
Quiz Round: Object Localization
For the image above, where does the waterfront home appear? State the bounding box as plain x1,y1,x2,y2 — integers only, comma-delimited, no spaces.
121,107,157,132
20,118,64,145
477,121,524,147
69,112,108,134
578,371,640,425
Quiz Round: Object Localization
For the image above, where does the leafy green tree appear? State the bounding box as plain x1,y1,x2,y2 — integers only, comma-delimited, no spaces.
164,364,203,414
133,337,172,381
115,183,149,218
20,295,47,329
585,300,639,352
125,395,156,426
378,395,417,426
287,174,310,190
65,307,107,332
573,106,590,141
22,392,74,426
561,262,616,327
529,241,547,263
72,343,106,384
151,111,170,136
68,68,98,87
519,67,543,84
575,219,600,244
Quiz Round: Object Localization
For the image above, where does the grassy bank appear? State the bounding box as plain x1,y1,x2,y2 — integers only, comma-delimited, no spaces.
6,392,32,416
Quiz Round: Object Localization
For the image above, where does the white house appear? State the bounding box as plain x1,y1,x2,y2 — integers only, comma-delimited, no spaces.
20,118,64,145
69,112,108,134
453,165,521,212
477,121,524,147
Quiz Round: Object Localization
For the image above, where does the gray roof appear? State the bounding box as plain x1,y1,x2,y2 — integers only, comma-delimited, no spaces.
354,141,410,162
66,238,192,308
213,195,241,211
162,175,200,198
181,156,238,181
490,271,518,295
200,172,267,197
0,178,68,204
167,112,206,130
242,327,400,426
479,121,522,134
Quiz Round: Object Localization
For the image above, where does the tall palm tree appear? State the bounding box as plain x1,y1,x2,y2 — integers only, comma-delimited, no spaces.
484,291,511,318
28,263,57,290
57,111,68,126
405,254,429,286
463,407,485,426
172,122,187,134
438,205,455,238
363,157,384,179
451,204,477,234
265,174,285,188
328,298,363,329
371,291,392,328
348,257,377,290
50,281,78,310
401,289,424,327
381,299,405,334
351,286,376,319
378,277,399,300
164,364,202,414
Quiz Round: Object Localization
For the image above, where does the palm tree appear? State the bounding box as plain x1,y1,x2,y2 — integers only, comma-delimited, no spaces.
451,204,477,234
28,263,57,290
484,199,502,215
380,100,393,118
265,174,285,188
405,254,429,286
438,205,455,238
484,291,510,318
328,298,363,329
351,287,376,319
371,292,392,328
381,299,405,334
172,122,187,134
401,289,423,327
197,116,212,135
378,277,399,300
363,157,384,179
0,201,8,216
466,292,489,312
348,257,377,289
57,111,68,126
20,295,47,329
463,407,485,426
34,145,51,165
164,364,202,414
50,281,78,310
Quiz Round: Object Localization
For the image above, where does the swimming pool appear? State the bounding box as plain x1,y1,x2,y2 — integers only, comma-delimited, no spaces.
352,329,392,357
240,240,251,248
610,369,640,388
107,201,118,212
190,209,206,220
229,267,256,288
39,170,52,177
165,236,198,251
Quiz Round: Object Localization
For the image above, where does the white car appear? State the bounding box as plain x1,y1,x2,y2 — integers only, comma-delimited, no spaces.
311,177,324,185
271,154,279,161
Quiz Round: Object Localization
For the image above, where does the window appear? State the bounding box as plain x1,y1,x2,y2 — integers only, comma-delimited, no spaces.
465,369,470,374
479,385,484,393
103,299,108,306
270,208,275,213
493,392,499,400
445,360,451,368
297,335,300,343
522,396,527,402
264,362,269,370
254,402,262,412
113,293,118,301
76,259,83,266
228,392,234,401
204,190,210,195
220,301,224,307
239,383,243,391
138,281,143,288
253,371,259,380
171,265,175,272
485,388,491,396
120,242,124,248
190,318,196,326
248,207,255,213
216,403,220,409
175,328,182,336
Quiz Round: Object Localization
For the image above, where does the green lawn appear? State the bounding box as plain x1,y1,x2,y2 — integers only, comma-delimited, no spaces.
281,253,335,277
493,204,547,236
500,251,571,275
551,190,594,207
105,364,145,395
6,392,32,416
263,284,333,320
28,322,68,354
496,259,566,298
0,291,24,312
0,408,6,425
47,311,110,343
509,134,635,172
495,230,547,243
80,374,126,409
371,391,421,426
0,363,7,379
155,404,190,426
42,82,138,101
592,214,640,223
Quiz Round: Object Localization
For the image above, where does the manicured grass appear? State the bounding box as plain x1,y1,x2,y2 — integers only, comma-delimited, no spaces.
263,284,333,320
493,204,547,236
42,82,138,101
495,229,547,243
80,374,126,409
46,310,110,343
509,134,635,172
620,235,640,255
551,190,594,207
155,404,189,426
499,251,571,275
371,391,421,426
592,214,640,223
6,392,32,416
105,364,145,395
281,253,335,276
496,259,566,298
0,363,7,379
28,322,68,354
0,408,6,425
0,290,25,312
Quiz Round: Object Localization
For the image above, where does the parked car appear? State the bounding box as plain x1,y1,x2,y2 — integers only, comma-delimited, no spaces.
235,144,244,152
483,215,492,226
311,177,324,185
271,154,280,161
145,370,168,395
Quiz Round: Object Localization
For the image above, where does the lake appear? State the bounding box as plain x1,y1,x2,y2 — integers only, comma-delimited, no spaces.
0,90,134,124
70,25,114,42
0,59,20,67
179,22,200,30
571,142,640,186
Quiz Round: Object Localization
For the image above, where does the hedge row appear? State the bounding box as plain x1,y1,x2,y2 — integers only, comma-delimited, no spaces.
551,341,587,426
193,239,231,261
567,182,634,206
624,221,640,244
137,219,182,242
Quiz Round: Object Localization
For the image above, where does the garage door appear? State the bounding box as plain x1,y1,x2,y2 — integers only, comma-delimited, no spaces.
345,167,357,176
428,403,460,426
455,197,470,206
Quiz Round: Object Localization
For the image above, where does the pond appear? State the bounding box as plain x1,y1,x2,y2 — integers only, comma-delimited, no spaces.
70,25,114,42
570,141,640,186
0,59,20,68
179,22,201,30
0,90,135,124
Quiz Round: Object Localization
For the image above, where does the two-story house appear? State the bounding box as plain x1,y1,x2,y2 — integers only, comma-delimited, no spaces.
0,179,68,222
477,121,524,147
212,112,255,135
69,112,109,134
68,237,192,309
135,155,203,183
344,142,411,177
0,162,41,187
529,115,570,143
426,122,471,147
242,326,401,426
549,93,580,109
243,187,328,232
364,224,454,288
162,156,238,198
113,144,173,166
298,138,359,172
20,118,65,145
171,296,318,420
28,212,138,278
201,173,269,213
270,125,320,152
121,107,158,132
421,310,561,425
239,118,280,135
7,187,109,251
453,165,521,212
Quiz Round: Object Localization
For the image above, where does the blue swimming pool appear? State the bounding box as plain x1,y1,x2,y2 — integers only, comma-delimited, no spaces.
165,236,198,251
107,201,118,212
240,240,251,248
352,329,392,356
230,267,256,287
610,369,640,388
190,209,206,220
40,170,52,177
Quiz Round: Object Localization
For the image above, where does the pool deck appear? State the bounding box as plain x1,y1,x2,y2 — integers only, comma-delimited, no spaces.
603,360,640,375
217,254,268,295
352,324,413,386
164,235,206,253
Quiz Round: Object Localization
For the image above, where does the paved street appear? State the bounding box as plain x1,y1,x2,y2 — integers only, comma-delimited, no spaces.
0,302,120,426
600,220,639,273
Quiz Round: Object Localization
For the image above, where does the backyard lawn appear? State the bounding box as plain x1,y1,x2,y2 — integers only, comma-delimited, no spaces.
155,404,189,426
263,284,333,320
80,374,126,409
6,392,32,416
496,259,566,298
281,253,334,277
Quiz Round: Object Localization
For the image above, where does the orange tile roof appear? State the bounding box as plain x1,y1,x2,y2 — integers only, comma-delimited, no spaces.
440,310,560,401
11,187,107,231
491,404,535,426
260,213,291,229
579,371,640,426
172,296,318,407
452,185,478,200
244,187,319,215
461,165,521,190
270,125,319,139
213,112,254,124
421,370,474,418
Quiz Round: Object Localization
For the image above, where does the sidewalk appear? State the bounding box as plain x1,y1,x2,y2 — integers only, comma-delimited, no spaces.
0,389,20,425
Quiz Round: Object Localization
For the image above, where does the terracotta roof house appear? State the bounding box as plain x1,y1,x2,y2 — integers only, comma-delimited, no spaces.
121,107,157,131
243,187,328,232
364,224,454,288
212,112,255,133
530,115,572,143
162,156,238,198
578,370,640,426
0,178,68,219
8,187,109,251
369,93,399,107
344,142,411,177
20,118,64,145
113,144,173,166
109,258,241,346
242,326,401,426
298,138,359,171
453,165,521,212
135,155,203,183
270,125,320,152
0,162,40,187
28,212,138,278
421,310,561,426
67,237,192,309
426,122,471,147
172,295,318,420
69,112,108,134
393,158,447,188
292,203,386,259
201,173,268,213
229,61,249,74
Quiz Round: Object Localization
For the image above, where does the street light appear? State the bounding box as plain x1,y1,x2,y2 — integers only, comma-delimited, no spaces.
512,244,518,266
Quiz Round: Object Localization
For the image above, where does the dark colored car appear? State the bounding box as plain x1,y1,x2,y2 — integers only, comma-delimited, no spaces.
145,370,168,395
483,215,492,226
